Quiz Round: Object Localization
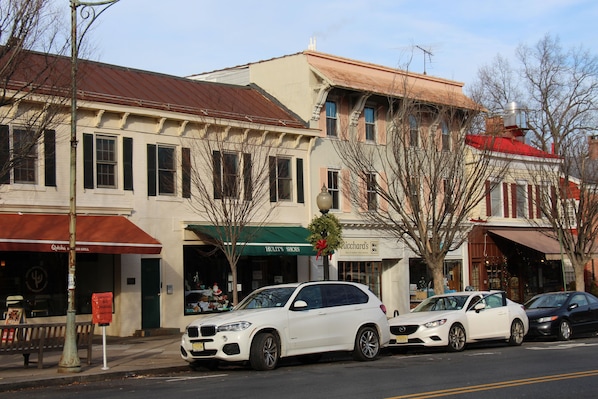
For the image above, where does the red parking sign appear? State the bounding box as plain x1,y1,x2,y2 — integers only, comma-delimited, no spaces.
92,292,113,326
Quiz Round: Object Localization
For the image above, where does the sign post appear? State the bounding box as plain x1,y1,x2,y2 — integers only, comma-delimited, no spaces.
91,292,113,370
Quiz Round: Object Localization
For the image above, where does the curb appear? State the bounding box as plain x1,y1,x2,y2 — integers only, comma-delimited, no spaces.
0,365,190,392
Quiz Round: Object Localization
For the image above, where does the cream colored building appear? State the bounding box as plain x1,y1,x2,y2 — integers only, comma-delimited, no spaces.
0,52,319,336
191,50,479,314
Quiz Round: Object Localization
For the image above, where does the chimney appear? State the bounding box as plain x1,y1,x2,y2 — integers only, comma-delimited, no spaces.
589,135,598,160
503,102,527,141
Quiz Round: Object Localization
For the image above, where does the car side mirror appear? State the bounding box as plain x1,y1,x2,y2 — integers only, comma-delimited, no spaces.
568,303,579,311
292,300,308,310
474,302,486,312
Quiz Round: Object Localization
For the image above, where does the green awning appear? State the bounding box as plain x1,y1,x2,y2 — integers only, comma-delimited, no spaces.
187,225,317,256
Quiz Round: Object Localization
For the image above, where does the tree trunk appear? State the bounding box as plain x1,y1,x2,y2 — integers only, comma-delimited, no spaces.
230,263,239,305
571,255,587,292
430,260,445,296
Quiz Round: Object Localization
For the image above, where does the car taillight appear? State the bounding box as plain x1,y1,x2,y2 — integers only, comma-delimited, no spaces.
380,304,387,314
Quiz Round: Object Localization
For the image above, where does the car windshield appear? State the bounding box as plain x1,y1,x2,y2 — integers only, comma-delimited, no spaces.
235,287,296,310
412,295,469,312
525,293,570,309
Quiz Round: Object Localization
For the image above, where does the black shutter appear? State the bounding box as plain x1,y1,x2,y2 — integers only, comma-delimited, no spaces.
0,125,10,184
44,129,56,187
123,137,133,191
83,133,94,189
296,158,304,204
243,153,252,201
269,156,277,202
212,150,221,199
182,147,191,198
147,144,156,196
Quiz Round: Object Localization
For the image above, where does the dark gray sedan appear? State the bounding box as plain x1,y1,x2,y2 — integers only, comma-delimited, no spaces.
525,291,598,340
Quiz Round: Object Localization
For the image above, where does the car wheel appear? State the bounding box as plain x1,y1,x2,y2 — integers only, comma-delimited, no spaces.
352,326,380,361
508,319,525,346
249,332,279,371
557,320,572,341
447,324,466,352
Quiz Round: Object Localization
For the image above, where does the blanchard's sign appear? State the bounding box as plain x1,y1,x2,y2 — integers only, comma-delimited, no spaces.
338,239,380,257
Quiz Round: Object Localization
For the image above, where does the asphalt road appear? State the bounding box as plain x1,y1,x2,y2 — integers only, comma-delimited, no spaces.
7,337,598,399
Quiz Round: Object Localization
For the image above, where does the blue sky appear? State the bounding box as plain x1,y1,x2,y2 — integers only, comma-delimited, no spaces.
58,0,598,90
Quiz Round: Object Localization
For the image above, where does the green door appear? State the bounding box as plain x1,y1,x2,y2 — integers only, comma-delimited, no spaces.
141,259,160,329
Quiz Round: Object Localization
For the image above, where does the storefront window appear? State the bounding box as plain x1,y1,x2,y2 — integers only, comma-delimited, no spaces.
183,246,298,315
0,252,114,320
409,258,462,293
338,261,381,298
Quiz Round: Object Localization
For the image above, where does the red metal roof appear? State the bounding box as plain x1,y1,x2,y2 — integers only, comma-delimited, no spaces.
466,135,560,159
4,50,307,129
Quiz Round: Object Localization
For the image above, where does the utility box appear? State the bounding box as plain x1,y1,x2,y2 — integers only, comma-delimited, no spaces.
92,292,113,326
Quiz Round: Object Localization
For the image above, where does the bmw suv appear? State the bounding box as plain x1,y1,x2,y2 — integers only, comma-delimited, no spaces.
180,281,390,371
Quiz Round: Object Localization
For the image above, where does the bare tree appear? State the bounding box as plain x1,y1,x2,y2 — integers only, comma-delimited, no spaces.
0,0,69,182
468,33,598,155
335,85,506,295
185,127,284,305
471,33,598,292
529,135,598,292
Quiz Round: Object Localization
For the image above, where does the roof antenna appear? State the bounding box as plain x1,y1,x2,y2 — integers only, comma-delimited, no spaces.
415,45,433,75
308,37,317,51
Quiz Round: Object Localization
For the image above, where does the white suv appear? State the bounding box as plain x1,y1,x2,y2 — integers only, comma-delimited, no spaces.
180,281,390,371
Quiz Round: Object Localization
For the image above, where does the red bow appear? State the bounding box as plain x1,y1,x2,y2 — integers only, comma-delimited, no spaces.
315,238,328,260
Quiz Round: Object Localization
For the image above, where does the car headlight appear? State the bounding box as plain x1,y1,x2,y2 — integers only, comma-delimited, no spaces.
424,319,447,328
536,316,558,323
217,321,252,332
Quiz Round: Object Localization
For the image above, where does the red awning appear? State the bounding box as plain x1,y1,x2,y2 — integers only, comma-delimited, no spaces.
0,214,162,254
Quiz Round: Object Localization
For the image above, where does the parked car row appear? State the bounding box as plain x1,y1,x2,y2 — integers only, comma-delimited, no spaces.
180,282,598,371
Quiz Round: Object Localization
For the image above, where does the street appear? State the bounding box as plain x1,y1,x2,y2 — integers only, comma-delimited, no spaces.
6,337,598,399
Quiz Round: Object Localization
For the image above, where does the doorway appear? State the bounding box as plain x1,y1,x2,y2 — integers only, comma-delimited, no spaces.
141,258,160,329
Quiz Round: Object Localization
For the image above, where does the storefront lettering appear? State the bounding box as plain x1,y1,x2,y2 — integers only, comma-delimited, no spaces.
338,239,380,256
50,244,91,252
264,246,301,253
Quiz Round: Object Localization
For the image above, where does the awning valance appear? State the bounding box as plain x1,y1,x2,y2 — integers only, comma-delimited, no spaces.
187,225,316,256
488,229,562,260
0,214,162,254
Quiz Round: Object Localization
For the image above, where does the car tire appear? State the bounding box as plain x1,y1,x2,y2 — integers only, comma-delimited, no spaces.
508,319,525,346
352,326,380,361
447,324,466,352
249,332,279,371
557,319,572,341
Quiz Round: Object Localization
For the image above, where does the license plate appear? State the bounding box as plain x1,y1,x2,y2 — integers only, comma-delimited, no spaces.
192,342,204,351
395,335,408,344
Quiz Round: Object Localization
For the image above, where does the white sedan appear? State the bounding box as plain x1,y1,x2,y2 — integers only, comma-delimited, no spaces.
388,291,528,352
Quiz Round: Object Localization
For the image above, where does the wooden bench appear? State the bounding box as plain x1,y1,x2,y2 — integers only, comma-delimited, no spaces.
0,321,95,369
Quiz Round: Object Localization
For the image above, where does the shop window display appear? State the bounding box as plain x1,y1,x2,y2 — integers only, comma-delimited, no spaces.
183,245,298,315
0,252,114,319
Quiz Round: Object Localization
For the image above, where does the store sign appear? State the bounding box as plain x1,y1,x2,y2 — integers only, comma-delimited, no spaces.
50,244,91,252
264,246,301,254
338,239,380,257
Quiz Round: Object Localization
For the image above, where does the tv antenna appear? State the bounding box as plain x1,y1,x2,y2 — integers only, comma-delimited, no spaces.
415,45,433,75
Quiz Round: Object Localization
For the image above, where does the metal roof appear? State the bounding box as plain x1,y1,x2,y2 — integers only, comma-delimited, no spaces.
5,50,307,129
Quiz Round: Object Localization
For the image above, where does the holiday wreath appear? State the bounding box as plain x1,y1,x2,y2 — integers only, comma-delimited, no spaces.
307,213,343,259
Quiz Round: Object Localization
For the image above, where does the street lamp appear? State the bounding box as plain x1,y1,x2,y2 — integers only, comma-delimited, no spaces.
58,0,119,374
316,185,333,280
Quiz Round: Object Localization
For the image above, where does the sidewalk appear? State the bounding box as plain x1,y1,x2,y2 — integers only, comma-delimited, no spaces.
0,333,188,392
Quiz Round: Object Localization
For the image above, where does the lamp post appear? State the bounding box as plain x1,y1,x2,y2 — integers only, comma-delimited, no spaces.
58,0,119,374
316,185,333,280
